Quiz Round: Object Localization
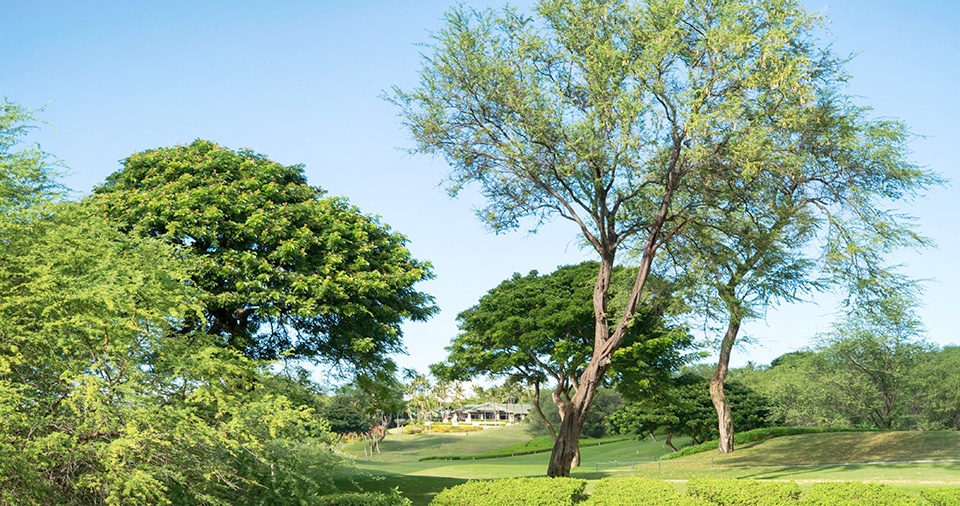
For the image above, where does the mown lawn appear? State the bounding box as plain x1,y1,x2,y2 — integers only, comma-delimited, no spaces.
335,428,960,505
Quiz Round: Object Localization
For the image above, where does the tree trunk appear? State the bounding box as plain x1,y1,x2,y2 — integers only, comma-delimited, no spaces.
547,237,661,477
710,318,741,454
665,433,677,452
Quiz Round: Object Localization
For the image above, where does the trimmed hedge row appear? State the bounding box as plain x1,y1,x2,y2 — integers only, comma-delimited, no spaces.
583,477,710,506
687,478,800,505
318,491,412,506
799,482,925,506
922,488,960,506
660,427,864,460
430,477,587,506
431,477,960,506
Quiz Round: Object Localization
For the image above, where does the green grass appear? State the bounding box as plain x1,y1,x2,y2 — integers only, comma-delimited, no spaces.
335,428,960,505
419,434,633,461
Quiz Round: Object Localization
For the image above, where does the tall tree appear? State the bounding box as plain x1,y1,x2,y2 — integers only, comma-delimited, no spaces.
89,140,437,380
393,0,929,476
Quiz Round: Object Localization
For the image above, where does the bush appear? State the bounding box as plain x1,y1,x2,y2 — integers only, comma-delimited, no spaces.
430,477,586,506
583,477,710,506
318,491,412,506
922,488,960,506
424,423,484,433
687,478,800,505
799,482,925,506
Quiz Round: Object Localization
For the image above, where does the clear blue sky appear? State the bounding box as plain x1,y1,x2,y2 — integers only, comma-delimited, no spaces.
3,1,957,380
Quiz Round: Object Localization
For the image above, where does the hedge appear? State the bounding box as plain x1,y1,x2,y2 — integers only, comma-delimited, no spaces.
922,488,960,506
317,491,412,506
429,477,587,506
687,478,800,505
799,482,925,506
582,477,710,506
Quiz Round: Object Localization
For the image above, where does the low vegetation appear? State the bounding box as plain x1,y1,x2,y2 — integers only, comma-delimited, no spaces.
430,477,586,506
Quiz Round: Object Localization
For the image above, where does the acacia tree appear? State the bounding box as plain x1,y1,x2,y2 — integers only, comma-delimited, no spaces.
0,98,63,217
664,80,937,452
393,0,894,476
89,140,436,380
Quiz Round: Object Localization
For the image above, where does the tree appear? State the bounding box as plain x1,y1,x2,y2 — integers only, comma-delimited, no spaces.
0,201,351,504
89,140,436,380
0,98,63,217
812,292,929,429
393,0,920,476
396,0,941,472
610,371,777,450
431,262,690,466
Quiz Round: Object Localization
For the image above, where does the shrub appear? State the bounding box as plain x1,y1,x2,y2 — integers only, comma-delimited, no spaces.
583,477,710,506
687,478,800,505
430,477,586,506
799,482,925,506
921,488,960,506
318,491,412,506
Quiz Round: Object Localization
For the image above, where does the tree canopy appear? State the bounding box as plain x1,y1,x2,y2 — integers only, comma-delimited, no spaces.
89,140,437,378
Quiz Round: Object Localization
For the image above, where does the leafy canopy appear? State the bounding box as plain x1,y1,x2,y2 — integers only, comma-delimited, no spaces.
90,140,437,377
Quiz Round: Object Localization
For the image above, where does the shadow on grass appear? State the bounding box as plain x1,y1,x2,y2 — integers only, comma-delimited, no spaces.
735,461,960,481
334,469,469,506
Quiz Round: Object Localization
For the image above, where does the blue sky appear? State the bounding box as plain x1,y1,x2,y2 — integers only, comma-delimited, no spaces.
3,1,957,380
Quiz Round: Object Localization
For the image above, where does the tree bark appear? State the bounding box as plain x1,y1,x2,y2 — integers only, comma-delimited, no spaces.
710,318,741,454
665,433,677,452
547,229,663,477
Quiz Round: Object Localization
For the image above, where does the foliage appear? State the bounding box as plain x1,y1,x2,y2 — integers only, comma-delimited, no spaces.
429,477,587,506
90,139,436,377
799,482,925,506
736,300,957,432
906,346,960,430
322,395,371,437
583,477,710,506
394,0,939,476
526,388,627,439
686,478,801,506
0,97,63,217
0,202,354,504
611,373,778,445
317,491,413,506
921,488,960,506
433,262,691,443
811,293,929,429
